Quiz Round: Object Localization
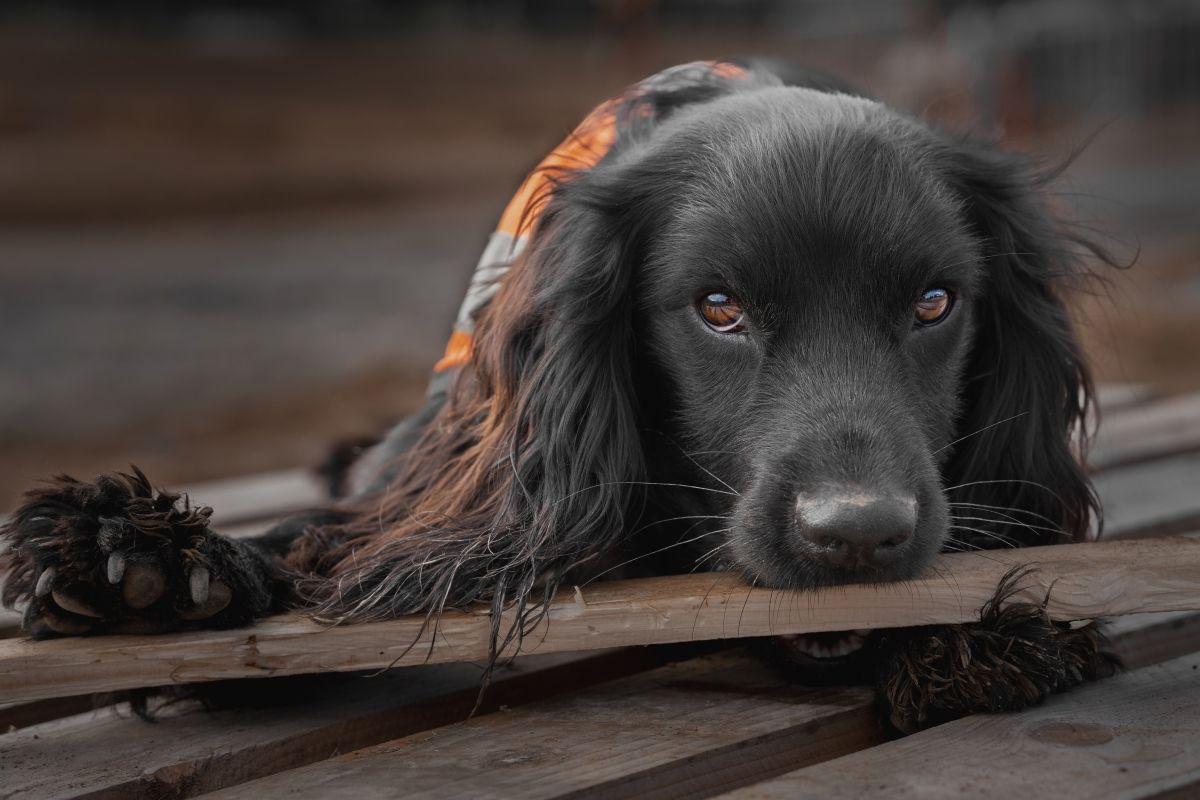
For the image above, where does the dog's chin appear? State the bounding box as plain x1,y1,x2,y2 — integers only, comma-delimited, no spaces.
727,526,947,594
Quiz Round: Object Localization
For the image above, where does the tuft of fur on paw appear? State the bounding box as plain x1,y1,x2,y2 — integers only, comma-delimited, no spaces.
875,567,1120,733
0,467,274,637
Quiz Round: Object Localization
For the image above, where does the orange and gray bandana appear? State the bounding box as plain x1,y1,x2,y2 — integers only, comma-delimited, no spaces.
433,60,751,376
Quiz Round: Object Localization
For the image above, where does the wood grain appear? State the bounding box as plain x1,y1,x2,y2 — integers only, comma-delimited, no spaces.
1106,610,1200,670
718,652,1200,800
5,595,1197,800
0,648,689,800
1098,451,1200,540
199,651,884,800
1093,392,1200,471
179,604,1200,800
2,538,1198,704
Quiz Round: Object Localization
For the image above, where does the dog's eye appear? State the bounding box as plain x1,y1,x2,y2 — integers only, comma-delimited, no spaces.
698,292,746,333
915,288,953,326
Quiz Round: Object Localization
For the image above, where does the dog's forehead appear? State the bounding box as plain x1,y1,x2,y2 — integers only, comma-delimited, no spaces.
651,87,976,301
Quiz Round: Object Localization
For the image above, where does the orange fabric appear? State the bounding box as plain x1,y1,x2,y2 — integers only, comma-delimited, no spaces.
434,61,748,374
496,106,620,239
434,329,474,373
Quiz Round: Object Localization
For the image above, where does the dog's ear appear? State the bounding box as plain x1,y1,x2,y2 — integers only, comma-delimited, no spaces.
937,138,1108,545
470,165,652,573
301,162,653,649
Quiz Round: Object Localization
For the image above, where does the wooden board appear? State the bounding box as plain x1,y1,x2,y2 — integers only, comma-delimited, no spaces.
199,651,884,800
1093,392,1200,471
1098,451,1200,540
0,647,688,799
1105,610,1200,670
1094,383,1158,414
188,469,325,527
2,538,1199,704
717,652,1200,799
6,595,1198,800
184,600,1200,800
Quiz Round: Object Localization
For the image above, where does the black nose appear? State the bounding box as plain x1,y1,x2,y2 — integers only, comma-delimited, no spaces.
794,488,916,570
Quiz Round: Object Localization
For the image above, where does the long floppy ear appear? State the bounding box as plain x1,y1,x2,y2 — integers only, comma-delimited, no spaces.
296,163,650,653
938,138,1113,546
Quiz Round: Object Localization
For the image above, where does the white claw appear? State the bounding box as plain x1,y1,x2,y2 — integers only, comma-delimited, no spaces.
35,567,56,598
106,553,126,584
189,566,210,606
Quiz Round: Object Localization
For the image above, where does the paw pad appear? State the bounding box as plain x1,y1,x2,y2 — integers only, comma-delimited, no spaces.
1,468,265,637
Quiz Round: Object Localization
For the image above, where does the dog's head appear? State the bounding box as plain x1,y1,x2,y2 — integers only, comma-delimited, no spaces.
467,81,1102,592
325,73,1110,629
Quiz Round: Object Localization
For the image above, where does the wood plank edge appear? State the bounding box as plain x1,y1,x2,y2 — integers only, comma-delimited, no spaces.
2,538,1198,704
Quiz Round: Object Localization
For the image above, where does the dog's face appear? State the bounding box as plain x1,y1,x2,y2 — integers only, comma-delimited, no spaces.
628,92,972,587
427,80,1096,618
534,86,1091,590
251,72,1099,637
630,90,980,587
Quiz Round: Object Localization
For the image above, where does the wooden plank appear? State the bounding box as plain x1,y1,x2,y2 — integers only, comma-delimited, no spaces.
1,562,1197,797
0,694,98,733
717,652,1200,800
1106,610,1200,670
0,647,687,799
2,538,1198,704
1099,451,1200,540
1095,383,1158,414
190,600,1200,800
187,469,325,527
1092,392,1200,471
6,606,1196,800
200,651,885,800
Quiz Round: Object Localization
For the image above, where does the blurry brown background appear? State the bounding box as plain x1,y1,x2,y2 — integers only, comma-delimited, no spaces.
1,0,1198,508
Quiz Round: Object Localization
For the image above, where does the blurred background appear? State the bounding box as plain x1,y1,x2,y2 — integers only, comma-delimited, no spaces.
1,0,1197,508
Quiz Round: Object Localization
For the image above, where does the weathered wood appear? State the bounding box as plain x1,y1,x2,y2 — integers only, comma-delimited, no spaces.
0,648,688,800
1095,383,1158,414
200,651,884,800
188,469,325,527
184,607,1200,800
1,538,1198,704
1093,392,1200,471
0,694,98,733
1106,610,1200,670
718,652,1200,800
7,595,1197,800
1098,451,1200,540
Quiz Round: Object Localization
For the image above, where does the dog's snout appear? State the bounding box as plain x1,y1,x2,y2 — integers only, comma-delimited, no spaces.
794,489,917,570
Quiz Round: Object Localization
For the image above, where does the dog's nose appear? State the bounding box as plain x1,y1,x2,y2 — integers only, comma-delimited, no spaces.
794,489,916,570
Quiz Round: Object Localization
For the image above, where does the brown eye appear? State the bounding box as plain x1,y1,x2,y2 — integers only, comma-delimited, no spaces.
698,292,745,333
915,287,953,326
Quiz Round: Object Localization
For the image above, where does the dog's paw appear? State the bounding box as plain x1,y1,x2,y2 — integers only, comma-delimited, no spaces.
873,586,1120,733
0,468,274,638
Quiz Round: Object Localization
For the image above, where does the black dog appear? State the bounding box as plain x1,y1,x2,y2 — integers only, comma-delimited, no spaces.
0,60,1118,729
